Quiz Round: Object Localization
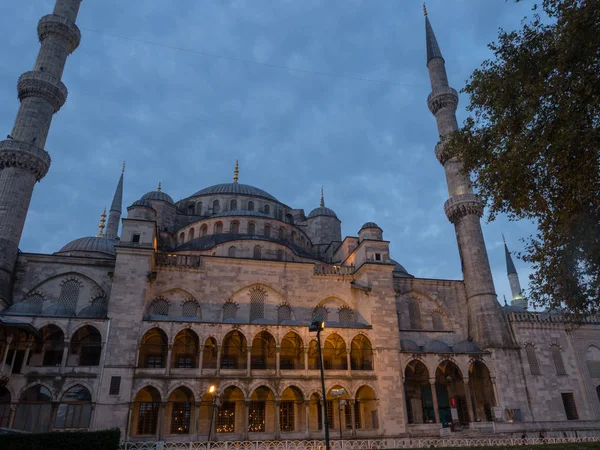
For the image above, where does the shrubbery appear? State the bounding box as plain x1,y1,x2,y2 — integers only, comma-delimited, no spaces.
415,443,600,450
0,428,120,450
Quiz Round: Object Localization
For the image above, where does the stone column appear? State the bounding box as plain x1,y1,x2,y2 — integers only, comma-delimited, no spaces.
350,400,356,437
305,401,310,438
22,338,34,372
124,403,133,441
194,404,200,440
0,335,12,373
276,347,280,377
8,404,16,429
243,401,250,441
59,340,69,372
49,402,59,431
246,347,252,377
429,380,440,424
464,381,475,423
0,0,82,301
198,348,204,376
274,400,281,439
304,349,309,376
216,347,221,375
157,402,166,440
346,350,352,375
165,344,173,374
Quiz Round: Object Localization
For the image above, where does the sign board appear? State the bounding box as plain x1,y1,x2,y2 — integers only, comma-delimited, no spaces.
450,408,459,421
494,407,504,421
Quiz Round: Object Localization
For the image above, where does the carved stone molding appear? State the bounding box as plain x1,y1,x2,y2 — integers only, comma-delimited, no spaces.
17,71,68,113
37,14,81,54
0,139,51,181
434,141,454,166
444,193,484,223
427,86,459,115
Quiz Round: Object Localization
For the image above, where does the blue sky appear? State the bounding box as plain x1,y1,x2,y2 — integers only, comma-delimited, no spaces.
0,0,538,303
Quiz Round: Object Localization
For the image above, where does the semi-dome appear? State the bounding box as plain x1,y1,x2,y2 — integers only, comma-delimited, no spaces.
360,222,381,230
57,236,116,257
401,339,422,353
423,340,452,353
453,340,481,353
308,206,338,219
390,259,414,278
129,199,154,209
193,183,277,201
141,190,174,204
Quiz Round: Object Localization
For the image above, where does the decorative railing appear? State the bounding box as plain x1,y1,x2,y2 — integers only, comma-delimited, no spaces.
155,254,202,268
313,264,354,276
120,436,600,450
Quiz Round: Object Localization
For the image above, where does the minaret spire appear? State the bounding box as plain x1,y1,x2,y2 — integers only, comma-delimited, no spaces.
503,235,527,310
320,187,325,207
106,164,125,239
233,160,239,184
97,208,107,237
425,10,513,347
0,0,83,302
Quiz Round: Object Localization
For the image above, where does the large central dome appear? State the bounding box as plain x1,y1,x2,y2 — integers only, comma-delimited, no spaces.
192,183,278,201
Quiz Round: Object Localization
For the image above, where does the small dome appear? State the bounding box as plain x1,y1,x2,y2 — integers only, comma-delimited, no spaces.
423,340,452,353
2,299,43,316
57,237,116,258
129,199,154,209
503,303,525,313
453,340,481,353
308,206,338,219
141,190,174,204
78,298,108,318
401,339,422,353
360,222,381,230
390,259,414,278
193,183,277,201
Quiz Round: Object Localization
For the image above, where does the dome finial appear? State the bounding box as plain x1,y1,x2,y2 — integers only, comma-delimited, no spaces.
97,208,107,237
122,161,126,174
423,2,428,16
320,186,325,207
233,160,239,184
157,182,162,192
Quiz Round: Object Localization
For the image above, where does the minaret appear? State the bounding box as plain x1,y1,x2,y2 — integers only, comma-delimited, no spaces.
0,0,82,302
105,163,125,239
425,8,513,347
233,160,239,184
503,235,526,310
97,208,107,237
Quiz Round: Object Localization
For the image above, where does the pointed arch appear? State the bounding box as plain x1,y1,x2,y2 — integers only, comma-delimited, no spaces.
138,328,168,368
250,331,276,370
172,329,199,368
351,334,373,370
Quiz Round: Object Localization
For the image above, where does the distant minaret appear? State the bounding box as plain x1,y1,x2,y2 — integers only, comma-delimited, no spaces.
503,235,527,310
0,0,82,302
424,7,513,347
105,163,125,239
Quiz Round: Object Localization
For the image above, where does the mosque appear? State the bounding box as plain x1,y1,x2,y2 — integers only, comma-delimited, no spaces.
1,0,600,442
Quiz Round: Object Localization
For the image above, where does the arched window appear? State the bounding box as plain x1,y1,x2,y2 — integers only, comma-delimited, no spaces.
200,224,208,237
300,236,305,248
179,232,185,243
195,202,203,215
187,204,194,214
551,344,567,375
150,298,169,317
250,286,266,322
432,311,444,330
264,224,271,238
338,307,355,325
279,227,285,240
39,324,65,366
181,300,200,318
203,337,218,369
264,205,270,215
524,343,541,375
188,228,195,240
276,249,284,260
251,331,276,369
351,335,374,370
168,387,194,434
278,210,283,220
138,328,168,368
230,221,240,234
248,222,256,235
407,297,422,330
228,246,237,257
291,231,297,244
55,385,92,429
221,330,247,369
323,334,348,370
253,245,262,259
213,200,220,214
172,329,199,368
222,301,238,321
248,201,254,211
0,387,10,428
280,332,303,370
133,386,161,436
278,304,292,323
69,326,102,366
312,306,328,322
587,346,600,378
214,222,223,234
14,385,52,432
230,199,237,210
58,279,80,313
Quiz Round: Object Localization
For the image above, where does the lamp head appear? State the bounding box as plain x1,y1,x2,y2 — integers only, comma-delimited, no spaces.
309,320,325,332
208,385,216,394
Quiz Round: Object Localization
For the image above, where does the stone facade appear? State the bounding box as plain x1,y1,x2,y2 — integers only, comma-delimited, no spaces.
1,1,600,443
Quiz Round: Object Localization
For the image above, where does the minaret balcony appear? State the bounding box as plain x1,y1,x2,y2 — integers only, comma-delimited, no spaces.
434,140,453,166
18,71,68,113
427,86,459,115
443,193,484,223
0,139,51,180
38,14,81,54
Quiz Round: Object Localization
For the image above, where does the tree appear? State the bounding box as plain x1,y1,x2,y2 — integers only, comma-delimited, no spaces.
446,0,599,317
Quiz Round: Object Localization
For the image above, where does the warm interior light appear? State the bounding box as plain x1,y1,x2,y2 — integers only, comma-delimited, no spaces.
209,385,216,394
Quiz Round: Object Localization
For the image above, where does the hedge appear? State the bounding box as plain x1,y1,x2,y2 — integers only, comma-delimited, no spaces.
0,428,120,450
402,444,600,450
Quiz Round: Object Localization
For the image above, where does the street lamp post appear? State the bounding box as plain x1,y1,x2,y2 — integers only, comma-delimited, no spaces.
331,389,346,441
309,320,330,450
207,385,216,442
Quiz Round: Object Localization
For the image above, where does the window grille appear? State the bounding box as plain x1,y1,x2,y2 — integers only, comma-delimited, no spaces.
24,294,44,313
182,300,200,318
231,221,240,233
228,246,237,257
200,225,208,236
355,401,362,429
248,401,266,432
313,306,328,322
339,307,354,325
109,376,121,395
432,311,444,330
317,400,323,430
213,200,220,214
561,393,579,420
249,287,266,321
55,386,92,429
280,401,295,432
151,299,169,316
170,402,191,434
146,356,163,368
525,344,541,375
407,297,422,329
91,296,107,309
223,301,238,320
217,402,235,433
552,345,567,375
58,280,80,311
276,249,283,260
344,403,352,429
278,304,292,323
264,225,271,238
248,223,256,235
175,356,193,368
248,201,254,211
137,402,160,435
327,400,335,429
230,200,237,210
253,245,262,259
